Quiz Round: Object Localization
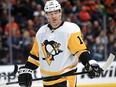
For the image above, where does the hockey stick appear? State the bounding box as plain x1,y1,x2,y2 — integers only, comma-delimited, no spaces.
101,53,115,71
0,71,89,86
0,53,115,86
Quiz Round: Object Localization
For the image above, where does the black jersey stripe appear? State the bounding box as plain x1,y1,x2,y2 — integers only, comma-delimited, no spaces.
29,53,39,61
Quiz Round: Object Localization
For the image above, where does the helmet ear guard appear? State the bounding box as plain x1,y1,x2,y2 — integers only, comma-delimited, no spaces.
44,0,61,12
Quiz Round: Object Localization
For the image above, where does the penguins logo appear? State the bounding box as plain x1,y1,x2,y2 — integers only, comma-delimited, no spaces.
42,40,63,65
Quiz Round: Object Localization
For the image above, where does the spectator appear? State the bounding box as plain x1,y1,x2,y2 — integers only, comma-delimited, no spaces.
35,4,44,16
93,30,108,61
61,0,73,17
33,4,45,32
4,16,20,39
26,19,36,37
91,20,102,38
21,28,33,60
91,4,103,22
20,19,36,60
6,26,23,64
78,6,91,26
72,0,82,14
104,0,115,16
33,15,43,32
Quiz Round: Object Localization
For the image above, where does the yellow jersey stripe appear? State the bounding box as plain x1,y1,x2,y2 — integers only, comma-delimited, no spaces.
40,62,78,76
27,57,40,66
30,39,39,58
43,77,66,85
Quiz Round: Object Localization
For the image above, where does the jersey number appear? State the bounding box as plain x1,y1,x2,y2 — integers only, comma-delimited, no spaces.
77,36,83,44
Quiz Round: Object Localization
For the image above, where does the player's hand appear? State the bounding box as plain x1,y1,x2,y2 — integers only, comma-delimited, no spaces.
18,66,32,87
85,60,103,79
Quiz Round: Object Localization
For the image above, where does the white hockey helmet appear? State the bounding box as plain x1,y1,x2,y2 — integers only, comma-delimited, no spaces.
44,0,61,12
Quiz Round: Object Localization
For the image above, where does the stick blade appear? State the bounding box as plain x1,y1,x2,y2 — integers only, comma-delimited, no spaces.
102,53,115,71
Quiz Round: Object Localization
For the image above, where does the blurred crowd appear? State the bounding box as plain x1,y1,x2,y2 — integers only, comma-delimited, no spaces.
0,0,116,65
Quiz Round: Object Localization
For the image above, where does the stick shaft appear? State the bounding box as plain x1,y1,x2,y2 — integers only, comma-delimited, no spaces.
6,71,89,85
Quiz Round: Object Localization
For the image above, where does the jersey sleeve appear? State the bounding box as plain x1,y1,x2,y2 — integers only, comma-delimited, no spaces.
27,38,40,67
68,31,87,55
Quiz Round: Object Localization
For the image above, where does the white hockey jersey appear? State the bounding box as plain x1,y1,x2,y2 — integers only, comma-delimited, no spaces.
27,21,87,85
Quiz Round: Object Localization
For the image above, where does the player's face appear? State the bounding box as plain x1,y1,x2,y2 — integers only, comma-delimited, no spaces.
46,10,62,28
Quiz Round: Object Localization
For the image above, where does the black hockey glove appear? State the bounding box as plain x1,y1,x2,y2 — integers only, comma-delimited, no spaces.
85,60,103,79
18,66,33,87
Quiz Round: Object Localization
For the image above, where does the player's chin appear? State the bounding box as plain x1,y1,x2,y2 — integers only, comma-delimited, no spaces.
52,21,57,24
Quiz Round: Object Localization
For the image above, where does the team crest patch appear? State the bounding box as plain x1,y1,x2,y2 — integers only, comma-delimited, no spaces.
42,40,63,65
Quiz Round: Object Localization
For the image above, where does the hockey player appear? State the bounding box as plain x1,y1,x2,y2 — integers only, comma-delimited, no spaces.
18,0,103,87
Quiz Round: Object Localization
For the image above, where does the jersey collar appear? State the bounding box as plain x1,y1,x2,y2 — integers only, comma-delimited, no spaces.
48,21,64,31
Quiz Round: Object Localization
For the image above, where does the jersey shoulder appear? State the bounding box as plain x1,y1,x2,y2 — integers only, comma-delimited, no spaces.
37,24,48,33
36,24,48,36
62,21,81,33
